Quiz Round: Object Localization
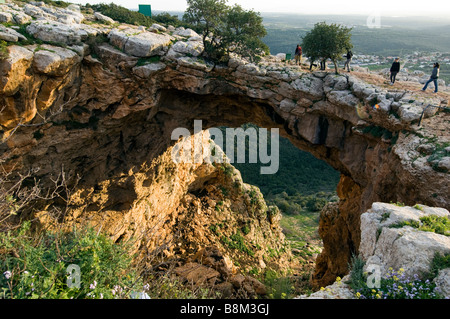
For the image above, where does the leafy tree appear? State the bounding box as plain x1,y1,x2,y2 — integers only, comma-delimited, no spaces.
183,0,228,56
153,12,183,27
183,0,268,63
302,22,353,73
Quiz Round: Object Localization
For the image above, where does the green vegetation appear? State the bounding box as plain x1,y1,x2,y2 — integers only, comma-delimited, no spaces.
221,231,255,257
423,252,450,282
183,0,268,62
389,215,450,236
85,3,156,27
0,222,144,299
427,142,450,172
347,254,445,299
137,56,162,66
263,269,294,299
0,220,220,299
16,0,71,8
301,22,353,73
0,40,8,60
218,124,340,197
267,191,335,215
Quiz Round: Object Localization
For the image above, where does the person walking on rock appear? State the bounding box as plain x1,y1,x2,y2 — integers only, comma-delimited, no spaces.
343,49,353,72
390,57,401,85
295,45,302,66
422,62,440,93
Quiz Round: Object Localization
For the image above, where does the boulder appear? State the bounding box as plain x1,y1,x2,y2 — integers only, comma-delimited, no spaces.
94,12,115,25
295,275,354,299
0,11,12,23
174,262,220,286
397,104,423,122
132,62,166,78
26,20,98,45
32,45,82,76
170,40,204,57
173,28,199,38
109,29,172,57
0,45,34,95
150,23,167,32
360,202,450,281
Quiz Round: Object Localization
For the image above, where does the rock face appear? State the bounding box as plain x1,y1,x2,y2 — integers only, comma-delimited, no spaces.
360,203,450,279
0,1,449,290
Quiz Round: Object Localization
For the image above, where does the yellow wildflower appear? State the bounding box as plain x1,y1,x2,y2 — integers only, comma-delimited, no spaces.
371,289,376,293
399,268,405,273
398,286,403,290
320,287,325,291
356,292,361,298
376,294,381,299
393,276,399,281
336,276,341,282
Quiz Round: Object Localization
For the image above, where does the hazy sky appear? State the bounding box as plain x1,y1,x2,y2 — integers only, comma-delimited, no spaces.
73,0,450,17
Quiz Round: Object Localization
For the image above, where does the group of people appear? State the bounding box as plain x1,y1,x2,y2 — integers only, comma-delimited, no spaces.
293,44,441,93
390,58,440,93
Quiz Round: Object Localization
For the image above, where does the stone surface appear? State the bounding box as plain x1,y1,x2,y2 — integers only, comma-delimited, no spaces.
296,275,354,299
109,28,172,57
26,20,98,45
94,12,115,24
32,45,81,76
360,202,450,287
132,62,166,78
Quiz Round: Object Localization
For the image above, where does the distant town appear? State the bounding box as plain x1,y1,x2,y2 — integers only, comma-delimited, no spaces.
352,51,450,85
354,51,450,69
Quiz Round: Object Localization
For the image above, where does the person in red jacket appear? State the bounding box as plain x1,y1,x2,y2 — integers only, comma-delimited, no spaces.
390,58,400,85
295,45,302,66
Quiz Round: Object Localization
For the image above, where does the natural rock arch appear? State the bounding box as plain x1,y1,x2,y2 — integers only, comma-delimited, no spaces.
1,39,449,288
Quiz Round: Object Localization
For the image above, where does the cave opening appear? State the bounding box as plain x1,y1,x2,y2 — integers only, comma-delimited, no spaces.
208,122,341,291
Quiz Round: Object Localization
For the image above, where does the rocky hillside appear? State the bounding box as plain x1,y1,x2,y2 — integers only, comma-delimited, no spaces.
0,0,449,292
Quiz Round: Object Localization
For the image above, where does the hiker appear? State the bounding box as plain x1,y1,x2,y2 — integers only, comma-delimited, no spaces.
343,49,353,72
390,58,401,85
295,45,302,66
422,62,440,93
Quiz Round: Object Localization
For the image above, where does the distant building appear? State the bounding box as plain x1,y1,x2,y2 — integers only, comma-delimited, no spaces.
139,4,152,17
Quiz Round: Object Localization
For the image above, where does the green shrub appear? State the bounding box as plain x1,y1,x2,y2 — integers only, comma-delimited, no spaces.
389,215,450,236
85,3,156,27
0,222,145,299
264,269,294,299
0,40,9,60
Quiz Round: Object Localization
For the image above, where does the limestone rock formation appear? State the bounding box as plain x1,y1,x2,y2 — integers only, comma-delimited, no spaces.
360,203,450,281
0,1,449,292
298,202,450,299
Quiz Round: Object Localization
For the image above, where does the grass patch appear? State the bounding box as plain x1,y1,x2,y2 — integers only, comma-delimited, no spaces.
221,231,255,257
136,56,161,66
388,215,450,236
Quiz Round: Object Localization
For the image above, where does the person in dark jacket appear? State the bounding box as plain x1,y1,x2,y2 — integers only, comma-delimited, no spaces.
390,58,400,85
343,49,353,72
422,63,440,93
